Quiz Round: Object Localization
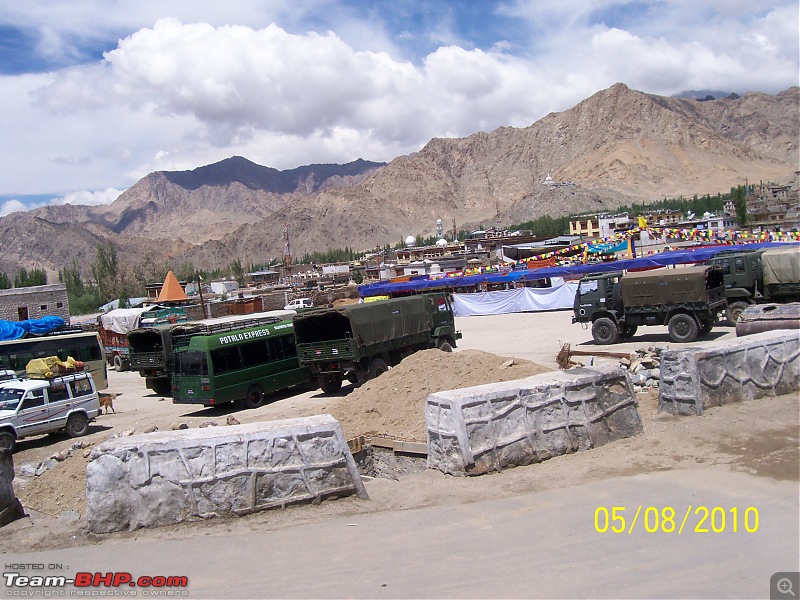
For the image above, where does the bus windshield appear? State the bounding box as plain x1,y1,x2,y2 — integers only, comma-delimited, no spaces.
174,351,208,376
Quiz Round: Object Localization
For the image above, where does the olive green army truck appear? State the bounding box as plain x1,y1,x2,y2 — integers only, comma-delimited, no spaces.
708,246,800,323
294,293,461,394
572,266,727,344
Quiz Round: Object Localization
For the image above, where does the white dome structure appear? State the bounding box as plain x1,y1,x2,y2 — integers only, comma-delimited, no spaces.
405,235,416,247
436,238,448,247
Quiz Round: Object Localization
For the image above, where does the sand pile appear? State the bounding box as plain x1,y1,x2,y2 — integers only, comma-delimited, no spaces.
331,348,551,442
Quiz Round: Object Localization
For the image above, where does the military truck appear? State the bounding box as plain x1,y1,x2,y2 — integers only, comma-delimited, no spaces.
293,293,461,393
127,324,175,396
572,265,727,344
708,246,800,323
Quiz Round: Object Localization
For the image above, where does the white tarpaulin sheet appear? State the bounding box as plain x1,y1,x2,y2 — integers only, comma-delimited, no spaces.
100,306,151,334
453,283,578,317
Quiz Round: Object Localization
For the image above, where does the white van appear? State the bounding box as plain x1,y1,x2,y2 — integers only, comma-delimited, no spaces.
0,372,101,452
284,298,313,310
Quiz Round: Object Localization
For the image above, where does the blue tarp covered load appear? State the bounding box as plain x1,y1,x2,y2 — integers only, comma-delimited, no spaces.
359,242,799,298
0,316,66,341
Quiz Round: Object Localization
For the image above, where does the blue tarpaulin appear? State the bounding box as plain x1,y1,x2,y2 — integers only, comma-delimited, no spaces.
359,242,799,298
0,316,66,341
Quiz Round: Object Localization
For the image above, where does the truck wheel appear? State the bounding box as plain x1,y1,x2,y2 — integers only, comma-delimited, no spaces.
668,313,699,343
618,324,638,340
319,374,343,394
437,337,453,352
152,379,172,396
65,413,89,438
368,358,389,380
592,318,619,345
113,355,124,372
0,430,15,452
726,301,749,324
243,384,265,409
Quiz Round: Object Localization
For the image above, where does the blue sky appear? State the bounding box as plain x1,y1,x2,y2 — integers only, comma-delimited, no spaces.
0,0,797,215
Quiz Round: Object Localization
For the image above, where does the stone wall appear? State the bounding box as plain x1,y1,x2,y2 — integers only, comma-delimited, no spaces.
426,366,643,476
0,284,69,322
659,330,800,416
86,414,367,533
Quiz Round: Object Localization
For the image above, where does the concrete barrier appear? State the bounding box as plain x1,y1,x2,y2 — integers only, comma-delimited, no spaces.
86,414,367,533
0,450,25,527
426,366,643,476
659,330,800,416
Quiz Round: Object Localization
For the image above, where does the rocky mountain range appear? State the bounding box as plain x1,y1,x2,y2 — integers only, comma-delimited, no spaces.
1,82,797,282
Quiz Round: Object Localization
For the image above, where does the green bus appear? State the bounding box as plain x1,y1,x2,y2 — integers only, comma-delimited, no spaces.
0,330,108,390
170,314,314,409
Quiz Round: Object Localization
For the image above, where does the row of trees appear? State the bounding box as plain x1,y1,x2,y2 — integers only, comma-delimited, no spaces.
0,267,48,290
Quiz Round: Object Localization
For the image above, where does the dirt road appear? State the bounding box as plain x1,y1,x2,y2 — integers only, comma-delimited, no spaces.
1,310,798,598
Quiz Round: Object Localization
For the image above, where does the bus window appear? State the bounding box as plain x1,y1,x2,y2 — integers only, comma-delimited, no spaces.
210,346,243,375
175,351,208,376
240,340,270,368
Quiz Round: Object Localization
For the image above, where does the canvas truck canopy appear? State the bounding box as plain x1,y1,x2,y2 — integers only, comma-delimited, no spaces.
100,306,151,335
761,246,800,286
294,296,431,348
621,266,721,308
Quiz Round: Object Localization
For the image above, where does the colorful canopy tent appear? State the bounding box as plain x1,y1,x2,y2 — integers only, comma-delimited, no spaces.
156,271,188,303
359,242,799,298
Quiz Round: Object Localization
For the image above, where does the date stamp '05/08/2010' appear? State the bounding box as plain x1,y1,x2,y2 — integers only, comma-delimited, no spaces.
594,505,759,535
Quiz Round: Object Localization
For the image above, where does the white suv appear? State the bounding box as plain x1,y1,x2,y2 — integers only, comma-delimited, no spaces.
284,298,313,310
0,372,101,452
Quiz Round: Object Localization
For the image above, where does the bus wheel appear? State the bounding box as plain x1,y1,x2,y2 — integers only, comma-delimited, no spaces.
368,358,389,380
0,430,15,452
319,374,343,394
65,413,89,438
243,384,265,409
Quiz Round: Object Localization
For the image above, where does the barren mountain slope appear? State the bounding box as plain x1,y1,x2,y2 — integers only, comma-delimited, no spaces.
1,83,797,277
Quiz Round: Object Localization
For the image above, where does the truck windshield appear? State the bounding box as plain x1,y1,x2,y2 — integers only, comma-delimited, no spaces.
579,280,598,295
0,388,24,411
174,351,208,376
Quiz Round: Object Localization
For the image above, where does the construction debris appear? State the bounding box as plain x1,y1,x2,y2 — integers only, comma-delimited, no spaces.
556,342,662,392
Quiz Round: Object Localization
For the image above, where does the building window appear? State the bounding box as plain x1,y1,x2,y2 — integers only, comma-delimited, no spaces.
56,302,63,308
40,304,47,311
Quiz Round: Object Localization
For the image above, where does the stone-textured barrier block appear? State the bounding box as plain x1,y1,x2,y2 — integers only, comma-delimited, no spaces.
659,330,800,416
87,414,367,533
0,449,25,527
426,366,643,476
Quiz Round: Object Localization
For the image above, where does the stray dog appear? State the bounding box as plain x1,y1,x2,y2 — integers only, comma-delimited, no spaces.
99,393,116,414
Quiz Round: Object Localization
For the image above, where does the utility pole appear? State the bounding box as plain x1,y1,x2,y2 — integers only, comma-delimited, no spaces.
196,270,208,319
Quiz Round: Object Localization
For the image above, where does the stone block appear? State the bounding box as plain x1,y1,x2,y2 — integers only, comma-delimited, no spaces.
426,366,643,476
86,414,367,533
658,330,800,415
0,450,25,527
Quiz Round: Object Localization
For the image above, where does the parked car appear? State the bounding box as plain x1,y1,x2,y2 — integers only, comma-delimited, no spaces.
0,372,101,452
284,298,314,310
